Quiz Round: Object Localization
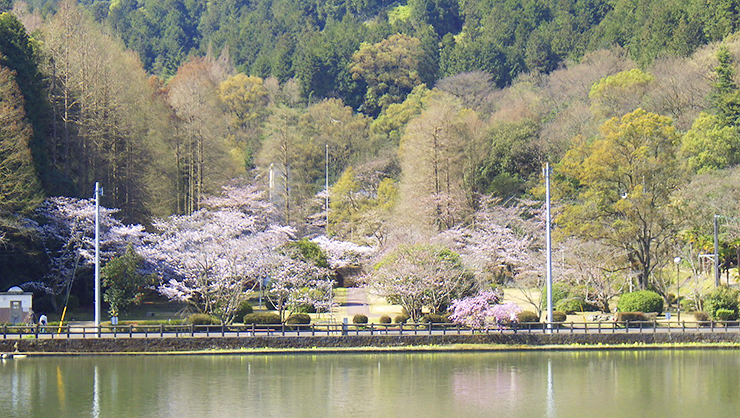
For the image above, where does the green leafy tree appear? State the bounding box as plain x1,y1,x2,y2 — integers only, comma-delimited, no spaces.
218,73,269,170
286,238,329,269
350,34,425,116
0,65,42,215
0,12,53,193
371,85,430,143
559,109,685,289
330,166,398,245
589,68,654,119
101,244,155,318
681,112,740,174
477,118,543,198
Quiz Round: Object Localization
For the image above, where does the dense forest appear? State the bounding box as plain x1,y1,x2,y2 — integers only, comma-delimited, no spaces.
4,0,740,316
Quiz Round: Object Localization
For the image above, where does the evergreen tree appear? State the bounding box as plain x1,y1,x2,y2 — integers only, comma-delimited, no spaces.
0,65,42,215
0,12,54,194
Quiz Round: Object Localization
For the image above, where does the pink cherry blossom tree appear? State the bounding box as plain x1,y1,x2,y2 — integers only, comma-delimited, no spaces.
448,290,522,330
371,244,475,321
140,185,293,324
31,197,145,309
310,235,376,269
259,251,334,321
436,197,547,315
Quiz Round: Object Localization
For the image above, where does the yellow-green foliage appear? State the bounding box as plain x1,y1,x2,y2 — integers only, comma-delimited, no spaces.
589,69,655,99
388,5,411,25
681,112,740,173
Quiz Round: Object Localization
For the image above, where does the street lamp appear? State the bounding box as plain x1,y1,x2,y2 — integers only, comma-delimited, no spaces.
674,256,681,322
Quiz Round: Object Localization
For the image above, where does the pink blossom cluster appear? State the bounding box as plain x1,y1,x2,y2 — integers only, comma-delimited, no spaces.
310,235,375,269
448,290,522,330
31,197,145,295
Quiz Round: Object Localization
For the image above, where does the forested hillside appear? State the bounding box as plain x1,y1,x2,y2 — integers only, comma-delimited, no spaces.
4,0,740,316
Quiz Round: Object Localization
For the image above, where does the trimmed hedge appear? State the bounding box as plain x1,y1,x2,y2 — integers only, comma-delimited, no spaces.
694,311,710,326
234,301,253,319
715,308,736,321
187,314,220,325
394,314,409,324
379,315,392,324
286,313,311,324
617,290,663,314
548,311,567,323
421,314,449,323
616,312,649,322
517,311,540,323
556,297,598,314
353,314,369,324
243,312,281,324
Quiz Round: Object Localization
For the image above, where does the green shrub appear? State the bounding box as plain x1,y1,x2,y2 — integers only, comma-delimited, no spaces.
243,312,281,324
295,304,317,314
704,286,740,320
694,311,710,325
555,297,591,314
394,314,409,324
120,319,186,326
234,301,253,320
616,312,649,322
353,314,368,324
285,313,311,324
517,311,540,323
548,311,567,322
187,313,220,325
617,290,663,313
715,308,737,321
379,315,392,324
551,283,572,306
421,313,449,323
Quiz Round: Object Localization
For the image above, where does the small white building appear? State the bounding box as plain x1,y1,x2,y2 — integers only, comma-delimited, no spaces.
0,286,33,324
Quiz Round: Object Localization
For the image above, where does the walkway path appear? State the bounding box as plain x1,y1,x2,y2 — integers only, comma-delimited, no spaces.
345,287,370,318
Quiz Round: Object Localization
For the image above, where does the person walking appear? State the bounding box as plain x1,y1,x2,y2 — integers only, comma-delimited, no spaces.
38,314,47,332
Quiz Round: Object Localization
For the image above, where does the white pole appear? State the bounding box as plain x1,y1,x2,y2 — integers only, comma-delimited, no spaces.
545,163,553,332
714,215,720,287
326,144,329,235
94,182,101,328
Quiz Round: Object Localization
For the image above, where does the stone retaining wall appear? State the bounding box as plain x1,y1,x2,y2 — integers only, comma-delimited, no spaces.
3,332,740,353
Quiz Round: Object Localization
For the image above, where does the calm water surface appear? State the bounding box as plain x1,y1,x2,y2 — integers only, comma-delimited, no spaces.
1,350,739,417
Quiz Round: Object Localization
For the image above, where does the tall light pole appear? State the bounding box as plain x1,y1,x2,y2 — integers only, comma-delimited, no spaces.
326,144,329,235
545,163,553,331
714,215,720,287
94,182,101,328
674,256,681,322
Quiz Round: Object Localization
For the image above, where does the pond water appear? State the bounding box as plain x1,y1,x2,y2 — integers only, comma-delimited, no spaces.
1,350,739,417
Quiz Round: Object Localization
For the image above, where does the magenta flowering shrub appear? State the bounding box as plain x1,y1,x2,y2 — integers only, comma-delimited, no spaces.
448,290,522,330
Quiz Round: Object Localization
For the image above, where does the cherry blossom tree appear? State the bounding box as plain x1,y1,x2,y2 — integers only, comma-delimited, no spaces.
260,252,334,322
31,197,145,309
371,244,474,321
448,290,521,330
434,198,547,315
140,185,292,324
310,235,376,270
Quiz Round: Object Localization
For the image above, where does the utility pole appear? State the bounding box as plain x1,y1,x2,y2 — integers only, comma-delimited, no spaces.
326,144,329,235
94,182,101,328
545,163,553,332
714,215,720,287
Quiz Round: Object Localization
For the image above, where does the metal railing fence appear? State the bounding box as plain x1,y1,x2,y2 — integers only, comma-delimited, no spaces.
2,320,739,340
